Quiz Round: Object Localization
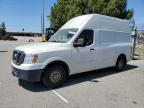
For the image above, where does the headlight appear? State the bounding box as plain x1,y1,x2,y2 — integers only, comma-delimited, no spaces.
24,54,38,64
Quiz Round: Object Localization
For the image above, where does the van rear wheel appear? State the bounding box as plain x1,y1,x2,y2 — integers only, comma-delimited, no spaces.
115,56,126,71
42,64,67,88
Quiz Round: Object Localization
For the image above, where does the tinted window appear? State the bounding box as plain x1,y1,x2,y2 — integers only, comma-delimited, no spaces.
76,29,94,46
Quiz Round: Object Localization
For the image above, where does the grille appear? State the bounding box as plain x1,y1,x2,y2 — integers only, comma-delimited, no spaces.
13,50,25,65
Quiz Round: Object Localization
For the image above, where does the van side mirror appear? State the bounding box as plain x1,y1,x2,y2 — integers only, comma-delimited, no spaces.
73,38,85,47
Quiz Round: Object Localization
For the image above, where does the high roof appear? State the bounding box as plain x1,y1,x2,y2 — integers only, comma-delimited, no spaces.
61,14,131,33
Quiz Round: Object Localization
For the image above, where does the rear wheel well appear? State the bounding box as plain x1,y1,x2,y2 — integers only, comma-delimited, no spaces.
42,61,70,78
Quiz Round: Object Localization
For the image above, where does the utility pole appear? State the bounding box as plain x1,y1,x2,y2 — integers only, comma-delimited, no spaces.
129,19,136,60
132,27,137,59
41,0,45,35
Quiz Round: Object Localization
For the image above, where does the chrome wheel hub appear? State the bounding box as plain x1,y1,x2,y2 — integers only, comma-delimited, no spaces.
50,71,61,83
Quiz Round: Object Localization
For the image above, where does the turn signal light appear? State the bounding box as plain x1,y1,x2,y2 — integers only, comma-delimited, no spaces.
32,55,38,63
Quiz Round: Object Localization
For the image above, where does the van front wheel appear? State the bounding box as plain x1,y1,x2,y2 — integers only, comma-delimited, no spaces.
42,64,67,88
115,56,126,71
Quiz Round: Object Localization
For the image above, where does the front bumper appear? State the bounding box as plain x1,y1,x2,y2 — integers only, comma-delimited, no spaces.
12,66,43,82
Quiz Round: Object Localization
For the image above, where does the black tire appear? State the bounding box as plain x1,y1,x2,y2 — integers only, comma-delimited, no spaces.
115,56,126,71
42,64,67,88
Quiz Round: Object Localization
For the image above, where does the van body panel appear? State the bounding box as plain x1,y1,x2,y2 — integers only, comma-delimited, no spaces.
11,14,132,82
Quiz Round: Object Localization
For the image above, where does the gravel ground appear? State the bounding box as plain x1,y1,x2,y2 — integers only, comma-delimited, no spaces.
0,40,144,108
13,36,41,42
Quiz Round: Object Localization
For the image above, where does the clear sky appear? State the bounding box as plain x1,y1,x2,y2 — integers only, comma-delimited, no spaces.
0,0,143,32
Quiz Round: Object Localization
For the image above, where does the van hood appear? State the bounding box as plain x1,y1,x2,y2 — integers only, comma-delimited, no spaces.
15,42,66,54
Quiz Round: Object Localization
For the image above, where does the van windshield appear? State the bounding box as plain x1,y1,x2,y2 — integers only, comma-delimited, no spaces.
48,28,78,43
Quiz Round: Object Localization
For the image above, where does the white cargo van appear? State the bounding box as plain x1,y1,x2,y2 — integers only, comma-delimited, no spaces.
11,14,132,88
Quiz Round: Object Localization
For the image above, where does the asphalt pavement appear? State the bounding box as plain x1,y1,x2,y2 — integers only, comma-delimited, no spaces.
0,40,144,108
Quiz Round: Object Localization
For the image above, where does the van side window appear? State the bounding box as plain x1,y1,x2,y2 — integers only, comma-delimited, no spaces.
76,30,94,46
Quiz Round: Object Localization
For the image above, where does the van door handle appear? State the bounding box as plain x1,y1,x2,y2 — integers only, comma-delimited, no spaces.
90,48,95,51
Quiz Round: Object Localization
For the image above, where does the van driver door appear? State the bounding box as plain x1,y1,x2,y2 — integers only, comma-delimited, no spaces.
71,29,95,74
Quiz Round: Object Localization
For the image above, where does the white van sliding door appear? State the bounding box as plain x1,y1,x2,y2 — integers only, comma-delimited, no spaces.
95,30,117,69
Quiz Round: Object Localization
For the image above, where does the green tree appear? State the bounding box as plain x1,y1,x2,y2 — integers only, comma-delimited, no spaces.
0,28,2,39
0,22,7,39
1,22,6,36
0,22,17,40
49,0,134,29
